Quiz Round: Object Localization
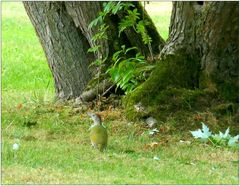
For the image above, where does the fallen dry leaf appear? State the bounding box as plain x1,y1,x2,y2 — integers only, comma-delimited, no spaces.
16,103,23,110
194,114,203,121
144,142,160,150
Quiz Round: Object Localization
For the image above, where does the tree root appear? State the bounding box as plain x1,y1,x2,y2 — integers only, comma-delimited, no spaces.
78,79,113,102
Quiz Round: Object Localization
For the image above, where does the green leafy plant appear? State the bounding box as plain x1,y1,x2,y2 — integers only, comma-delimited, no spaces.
190,122,239,147
118,9,140,36
211,128,239,147
118,7,153,59
106,45,154,94
88,2,154,94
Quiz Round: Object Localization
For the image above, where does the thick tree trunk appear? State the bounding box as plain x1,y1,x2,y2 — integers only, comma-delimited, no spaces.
24,1,164,100
160,2,200,58
23,2,93,100
125,2,238,122
64,2,109,60
160,1,238,101
199,2,239,101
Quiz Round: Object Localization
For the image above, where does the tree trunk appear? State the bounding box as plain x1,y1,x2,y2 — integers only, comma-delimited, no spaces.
160,1,239,101
23,2,93,100
199,2,239,102
24,1,164,100
125,2,238,122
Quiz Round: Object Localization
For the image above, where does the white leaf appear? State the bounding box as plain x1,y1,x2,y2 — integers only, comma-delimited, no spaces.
179,140,191,144
12,143,20,151
218,131,224,138
223,127,230,138
149,131,154,135
190,129,204,138
201,122,212,138
153,156,160,160
148,128,159,135
228,135,239,147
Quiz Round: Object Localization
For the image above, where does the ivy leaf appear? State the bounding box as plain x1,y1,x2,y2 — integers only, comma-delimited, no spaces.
191,123,238,147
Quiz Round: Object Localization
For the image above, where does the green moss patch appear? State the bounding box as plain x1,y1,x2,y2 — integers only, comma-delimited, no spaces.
124,87,213,120
123,53,201,120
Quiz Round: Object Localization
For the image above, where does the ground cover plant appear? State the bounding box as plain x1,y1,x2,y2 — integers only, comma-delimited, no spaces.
1,2,239,184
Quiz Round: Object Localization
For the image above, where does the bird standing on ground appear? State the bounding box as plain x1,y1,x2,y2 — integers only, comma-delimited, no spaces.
87,112,108,151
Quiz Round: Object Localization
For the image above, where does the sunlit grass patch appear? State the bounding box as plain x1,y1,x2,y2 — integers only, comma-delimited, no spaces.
2,2,54,92
145,2,172,40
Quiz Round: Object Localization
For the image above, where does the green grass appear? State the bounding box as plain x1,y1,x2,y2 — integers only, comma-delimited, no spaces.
1,2,239,185
2,105,239,184
2,2,55,106
145,2,172,40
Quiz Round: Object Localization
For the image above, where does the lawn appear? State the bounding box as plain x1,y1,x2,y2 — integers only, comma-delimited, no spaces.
1,2,239,185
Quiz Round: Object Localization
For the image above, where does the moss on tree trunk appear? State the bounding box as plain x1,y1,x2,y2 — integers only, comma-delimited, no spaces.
124,2,238,132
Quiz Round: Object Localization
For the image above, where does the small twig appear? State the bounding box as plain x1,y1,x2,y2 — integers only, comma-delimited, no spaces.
102,83,115,97
96,56,102,111
148,43,154,61
143,1,146,20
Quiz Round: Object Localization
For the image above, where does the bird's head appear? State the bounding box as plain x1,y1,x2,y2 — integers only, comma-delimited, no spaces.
87,112,102,125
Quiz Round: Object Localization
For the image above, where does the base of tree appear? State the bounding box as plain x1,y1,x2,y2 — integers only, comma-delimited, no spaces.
124,87,238,134
123,55,238,134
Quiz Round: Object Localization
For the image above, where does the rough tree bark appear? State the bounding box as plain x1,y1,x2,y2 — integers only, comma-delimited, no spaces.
125,2,238,121
23,2,93,100
24,1,164,100
160,1,239,101
199,2,239,101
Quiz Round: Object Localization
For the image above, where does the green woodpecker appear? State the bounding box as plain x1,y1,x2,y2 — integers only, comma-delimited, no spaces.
87,112,108,151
